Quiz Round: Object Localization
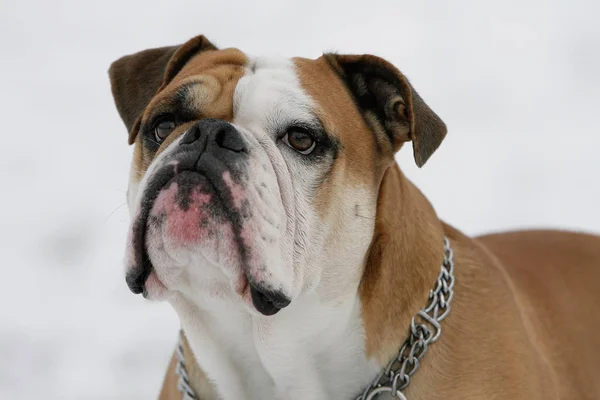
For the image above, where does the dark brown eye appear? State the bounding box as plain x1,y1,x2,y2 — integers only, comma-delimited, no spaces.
154,118,176,143
283,128,316,155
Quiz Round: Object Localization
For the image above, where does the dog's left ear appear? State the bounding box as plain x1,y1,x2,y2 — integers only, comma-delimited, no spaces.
326,54,447,167
108,35,218,144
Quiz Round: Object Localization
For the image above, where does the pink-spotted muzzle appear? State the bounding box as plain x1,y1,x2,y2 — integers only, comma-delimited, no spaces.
125,119,292,316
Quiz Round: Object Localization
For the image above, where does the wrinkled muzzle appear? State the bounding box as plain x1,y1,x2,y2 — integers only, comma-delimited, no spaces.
124,118,293,315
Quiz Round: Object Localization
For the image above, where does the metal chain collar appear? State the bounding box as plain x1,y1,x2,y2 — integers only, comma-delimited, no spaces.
356,237,455,400
175,336,198,400
175,238,455,400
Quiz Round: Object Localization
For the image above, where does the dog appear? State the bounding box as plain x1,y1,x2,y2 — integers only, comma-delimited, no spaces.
108,35,600,400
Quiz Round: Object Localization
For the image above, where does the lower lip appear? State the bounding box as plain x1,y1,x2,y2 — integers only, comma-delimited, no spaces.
142,270,169,300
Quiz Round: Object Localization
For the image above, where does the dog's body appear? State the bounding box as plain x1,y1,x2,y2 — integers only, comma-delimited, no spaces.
108,35,600,400
159,226,600,400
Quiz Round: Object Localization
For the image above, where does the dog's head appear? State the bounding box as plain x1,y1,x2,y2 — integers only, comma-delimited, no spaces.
109,35,446,316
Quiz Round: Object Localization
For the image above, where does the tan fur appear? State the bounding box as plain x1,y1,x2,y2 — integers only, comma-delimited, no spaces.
130,139,144,182
360,165,445,362
476,231,600,398
360,167,600,399
293,56,381,237
142,48,247,126
363,167,558,399
294,57,380,185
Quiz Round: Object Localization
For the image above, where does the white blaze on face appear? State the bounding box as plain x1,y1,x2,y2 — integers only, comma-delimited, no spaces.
231,55,328,297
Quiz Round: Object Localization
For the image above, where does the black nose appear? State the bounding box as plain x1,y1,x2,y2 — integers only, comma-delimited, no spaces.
180,119,247,153
249,282,291,316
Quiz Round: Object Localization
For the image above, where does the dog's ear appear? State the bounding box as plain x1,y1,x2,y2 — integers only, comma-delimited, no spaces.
325,54,446,167
108,35,218,144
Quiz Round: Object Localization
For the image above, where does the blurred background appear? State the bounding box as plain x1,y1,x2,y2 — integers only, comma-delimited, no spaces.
1,0,598,398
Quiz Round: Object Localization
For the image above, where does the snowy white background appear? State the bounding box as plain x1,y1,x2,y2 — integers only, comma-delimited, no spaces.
1,0,599,398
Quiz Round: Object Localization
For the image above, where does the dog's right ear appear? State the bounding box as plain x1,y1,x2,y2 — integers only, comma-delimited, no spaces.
108,35,218,144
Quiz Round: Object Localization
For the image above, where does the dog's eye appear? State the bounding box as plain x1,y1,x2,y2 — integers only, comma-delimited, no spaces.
282,127,316,155
153,118,176,143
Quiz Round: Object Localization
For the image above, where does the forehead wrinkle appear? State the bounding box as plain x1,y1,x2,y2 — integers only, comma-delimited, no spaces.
149,63,246,127
176,47,248,78
179,77,222,113
144,48,248,120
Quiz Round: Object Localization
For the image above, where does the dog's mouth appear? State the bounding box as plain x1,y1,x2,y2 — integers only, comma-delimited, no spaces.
126,162,235,295
125,161,291,315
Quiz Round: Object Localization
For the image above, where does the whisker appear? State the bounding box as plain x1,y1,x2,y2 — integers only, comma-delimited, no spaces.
146,137,162,147
101,202,128,225
343,209,375,221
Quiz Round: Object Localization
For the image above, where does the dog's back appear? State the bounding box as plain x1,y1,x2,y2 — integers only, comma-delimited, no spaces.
477,230,600,399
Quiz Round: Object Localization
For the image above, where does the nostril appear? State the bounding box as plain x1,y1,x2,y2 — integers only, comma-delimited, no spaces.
180,125,202,145
215,127,247,153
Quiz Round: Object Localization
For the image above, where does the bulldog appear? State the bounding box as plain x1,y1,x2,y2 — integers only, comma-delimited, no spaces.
108,35,600,400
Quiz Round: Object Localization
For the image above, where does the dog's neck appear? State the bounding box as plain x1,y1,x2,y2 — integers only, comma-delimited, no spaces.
172,162,446,400
360,163,445,365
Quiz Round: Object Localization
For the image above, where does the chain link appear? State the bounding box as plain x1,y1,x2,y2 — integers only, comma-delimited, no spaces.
176,335,198,400
357,237,455,400
175,238,455,400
